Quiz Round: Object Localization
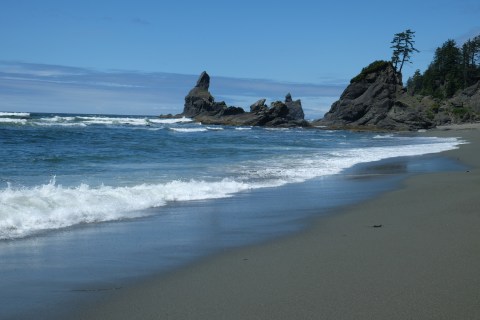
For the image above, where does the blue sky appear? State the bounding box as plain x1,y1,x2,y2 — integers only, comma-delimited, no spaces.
1,0,479,117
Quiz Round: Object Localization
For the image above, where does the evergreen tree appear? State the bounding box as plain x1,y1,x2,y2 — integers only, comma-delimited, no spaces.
406,69,423,95
419,39,462,97
461,36,480,87
390,29,419,73
405,34,480,99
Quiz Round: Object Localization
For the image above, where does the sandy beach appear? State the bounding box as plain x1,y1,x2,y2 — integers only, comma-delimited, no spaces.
73,124,480,320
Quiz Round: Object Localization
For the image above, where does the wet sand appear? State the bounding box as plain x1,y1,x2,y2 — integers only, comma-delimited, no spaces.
73,124,480,320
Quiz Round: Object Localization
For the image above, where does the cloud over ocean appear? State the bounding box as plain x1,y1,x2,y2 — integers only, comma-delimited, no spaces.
0,61,345,119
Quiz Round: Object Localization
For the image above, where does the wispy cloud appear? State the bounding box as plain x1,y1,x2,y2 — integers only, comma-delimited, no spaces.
0,61,345,118
0,61,86,77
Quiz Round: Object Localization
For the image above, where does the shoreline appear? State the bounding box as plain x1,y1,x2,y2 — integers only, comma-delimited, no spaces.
71,124,480,320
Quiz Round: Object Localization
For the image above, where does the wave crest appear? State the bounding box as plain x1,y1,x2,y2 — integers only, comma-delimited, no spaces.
0,177,251,240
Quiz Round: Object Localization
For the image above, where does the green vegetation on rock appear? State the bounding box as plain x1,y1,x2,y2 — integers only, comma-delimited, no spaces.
350,60,391,83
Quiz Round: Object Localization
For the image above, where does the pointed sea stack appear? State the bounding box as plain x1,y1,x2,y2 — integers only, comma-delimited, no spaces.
183,71,217,117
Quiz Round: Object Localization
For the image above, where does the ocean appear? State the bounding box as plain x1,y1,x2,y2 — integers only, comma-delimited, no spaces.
0,111,465,318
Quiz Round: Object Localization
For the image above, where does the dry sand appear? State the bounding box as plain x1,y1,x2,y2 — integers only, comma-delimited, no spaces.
74,124,480,320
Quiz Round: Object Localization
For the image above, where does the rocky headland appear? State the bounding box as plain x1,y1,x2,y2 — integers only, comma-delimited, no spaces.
164,71,309,128
313,61,480,131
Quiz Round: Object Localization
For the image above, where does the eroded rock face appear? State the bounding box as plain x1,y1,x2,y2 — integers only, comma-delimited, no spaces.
317,61,433,130
183,71,240,118
250,99,268,113
181,72,308,127
284,93,305,121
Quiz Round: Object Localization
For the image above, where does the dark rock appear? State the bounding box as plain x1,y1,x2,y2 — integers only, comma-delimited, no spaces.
183,71,216,118
196,71,210,90
269,101,289,118
284,94,305,121
180,72,309,127
158,113,184,119
217,106,245,116
285,93,293,103
250,99,268,113
315,61,432,131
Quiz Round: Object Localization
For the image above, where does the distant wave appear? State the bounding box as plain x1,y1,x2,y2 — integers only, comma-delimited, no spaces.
40,116,76,122
0,112,30,117
206,126,224,131
0,118,27,124
148,117,192,124
0,114,197,128
170,127,208,133
76,116,150,126
36,122,87,127
373,134,395,139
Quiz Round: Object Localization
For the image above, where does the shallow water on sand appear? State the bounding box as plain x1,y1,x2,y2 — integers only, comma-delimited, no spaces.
0,153,464,319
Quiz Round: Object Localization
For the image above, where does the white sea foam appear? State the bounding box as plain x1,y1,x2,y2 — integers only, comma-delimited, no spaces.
235,127,252,130
148,117,192,124
0,112,30,117
238,137,464,185
36,122,87,127
0,118,27,124
0,136,464,240
0,178,252,240
206,126,224,131
170,128,208,133
265,127,290,131
373,134,394,139
34,116,87,127
39,116,76,122
77,116,149,126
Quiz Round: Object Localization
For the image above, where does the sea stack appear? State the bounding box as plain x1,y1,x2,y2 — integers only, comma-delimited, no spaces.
180,71,309,127
183,71,218,117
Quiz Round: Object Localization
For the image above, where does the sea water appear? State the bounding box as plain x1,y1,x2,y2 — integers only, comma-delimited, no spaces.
0,111,463,240
0,111,465,318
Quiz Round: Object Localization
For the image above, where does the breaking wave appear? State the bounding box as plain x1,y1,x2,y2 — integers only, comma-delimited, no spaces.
0,136,463,240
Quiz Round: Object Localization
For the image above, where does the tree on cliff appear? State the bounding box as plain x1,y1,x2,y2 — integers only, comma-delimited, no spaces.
391,29,419,74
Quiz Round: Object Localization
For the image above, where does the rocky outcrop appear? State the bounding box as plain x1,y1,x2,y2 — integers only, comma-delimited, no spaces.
314,61,434,131
179,72,309,127
183,71,244,118
284,93,305,120
438,81,480,122
314,61,479,131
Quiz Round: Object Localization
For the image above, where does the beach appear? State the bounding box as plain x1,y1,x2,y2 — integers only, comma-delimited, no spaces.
71,124,480,320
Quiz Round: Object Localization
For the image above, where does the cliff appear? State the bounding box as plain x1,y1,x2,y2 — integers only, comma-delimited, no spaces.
314,61,479,131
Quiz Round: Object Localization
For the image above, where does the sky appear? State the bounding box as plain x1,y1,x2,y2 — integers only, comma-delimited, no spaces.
1,0,479,118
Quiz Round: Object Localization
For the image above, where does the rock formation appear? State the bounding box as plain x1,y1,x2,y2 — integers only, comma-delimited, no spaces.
432,81,480,123
284,93,305,121
315,60,479,131
315,61,433,130
180,72,309,127
183,71,244,118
